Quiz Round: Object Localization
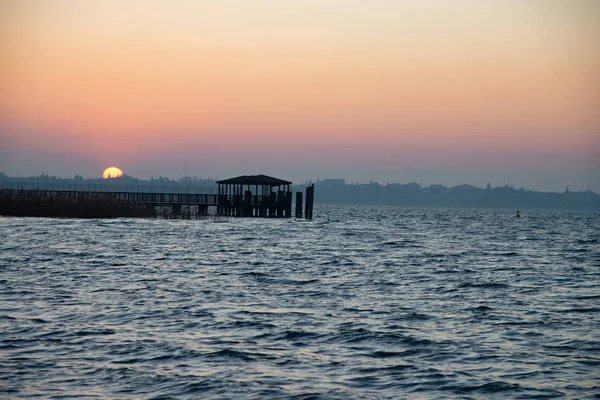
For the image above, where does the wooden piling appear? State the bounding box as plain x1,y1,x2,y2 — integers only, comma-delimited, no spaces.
305,184,314,220
286,191,292,217
173,204,181,218
296,192,303,218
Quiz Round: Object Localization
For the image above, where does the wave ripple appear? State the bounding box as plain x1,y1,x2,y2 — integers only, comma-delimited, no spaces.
1,207,599,398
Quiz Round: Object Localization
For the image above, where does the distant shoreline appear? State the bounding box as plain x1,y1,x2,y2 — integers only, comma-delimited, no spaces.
1,174,598,211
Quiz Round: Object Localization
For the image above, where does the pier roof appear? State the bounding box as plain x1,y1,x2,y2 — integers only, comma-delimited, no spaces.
216,175,292,186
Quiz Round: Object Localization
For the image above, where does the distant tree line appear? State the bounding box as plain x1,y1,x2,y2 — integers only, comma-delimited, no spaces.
0,172,217,194
309,179,599,210
1,172,598,210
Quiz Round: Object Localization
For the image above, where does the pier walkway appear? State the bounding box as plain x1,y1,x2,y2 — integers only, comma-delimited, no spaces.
0,188,219,206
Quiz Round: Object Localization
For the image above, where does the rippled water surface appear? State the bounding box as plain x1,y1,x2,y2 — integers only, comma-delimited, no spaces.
1,206,599,399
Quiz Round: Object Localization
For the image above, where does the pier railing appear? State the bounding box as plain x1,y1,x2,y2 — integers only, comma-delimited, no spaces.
0,189,219,206
1,190,291,207
0,181,216,194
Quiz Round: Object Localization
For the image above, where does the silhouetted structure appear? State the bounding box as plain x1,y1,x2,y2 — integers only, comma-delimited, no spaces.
216,175,293,217
0,189,218,218
305,184,314,219
295,191,303,218
0,174,320,219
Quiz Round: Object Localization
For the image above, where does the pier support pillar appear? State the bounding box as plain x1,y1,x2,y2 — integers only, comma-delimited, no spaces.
305,184,314,220
295,192,303,218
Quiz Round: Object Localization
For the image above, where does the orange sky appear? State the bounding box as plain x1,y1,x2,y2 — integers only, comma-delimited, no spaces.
1,1,599,190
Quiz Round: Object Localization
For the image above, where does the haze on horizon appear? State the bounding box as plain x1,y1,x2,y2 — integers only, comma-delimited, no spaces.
1,0,599,192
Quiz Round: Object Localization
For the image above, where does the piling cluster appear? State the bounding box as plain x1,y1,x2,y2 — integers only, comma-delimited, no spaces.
217,192,292,217
295,184,314,219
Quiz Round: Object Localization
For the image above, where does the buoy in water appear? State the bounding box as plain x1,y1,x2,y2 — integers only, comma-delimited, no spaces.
515,210,521,218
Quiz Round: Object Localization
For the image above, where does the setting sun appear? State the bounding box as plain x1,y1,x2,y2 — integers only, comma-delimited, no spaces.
102,167,124,179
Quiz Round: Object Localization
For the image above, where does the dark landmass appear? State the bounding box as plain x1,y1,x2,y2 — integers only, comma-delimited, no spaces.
1,172,598,210
313,179,599,210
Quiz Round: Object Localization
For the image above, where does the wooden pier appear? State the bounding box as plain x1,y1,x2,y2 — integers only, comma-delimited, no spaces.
0,188,217,218
0,174,315,219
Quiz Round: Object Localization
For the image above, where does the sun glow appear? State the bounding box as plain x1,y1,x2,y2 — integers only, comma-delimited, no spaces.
102,167,124,179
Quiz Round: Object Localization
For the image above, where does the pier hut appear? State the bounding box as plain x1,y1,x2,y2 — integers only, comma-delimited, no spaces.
217,175,292,217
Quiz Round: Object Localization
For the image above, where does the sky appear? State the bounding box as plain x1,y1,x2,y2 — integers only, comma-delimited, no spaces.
1,0,598,192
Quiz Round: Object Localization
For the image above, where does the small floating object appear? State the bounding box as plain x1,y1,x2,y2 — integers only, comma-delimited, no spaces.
515,210,521,218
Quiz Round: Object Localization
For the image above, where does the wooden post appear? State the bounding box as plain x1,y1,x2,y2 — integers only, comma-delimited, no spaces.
173,204,181,218
277,190,283,217
269,192,276,217
305,184,314,219
296,192,303,218
244,190,252,217
286,191,292,217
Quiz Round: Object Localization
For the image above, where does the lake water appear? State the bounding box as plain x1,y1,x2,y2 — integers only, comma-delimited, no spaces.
1,206,599,399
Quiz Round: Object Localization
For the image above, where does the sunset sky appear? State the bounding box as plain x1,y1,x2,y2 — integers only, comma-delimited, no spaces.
1,0,598,191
